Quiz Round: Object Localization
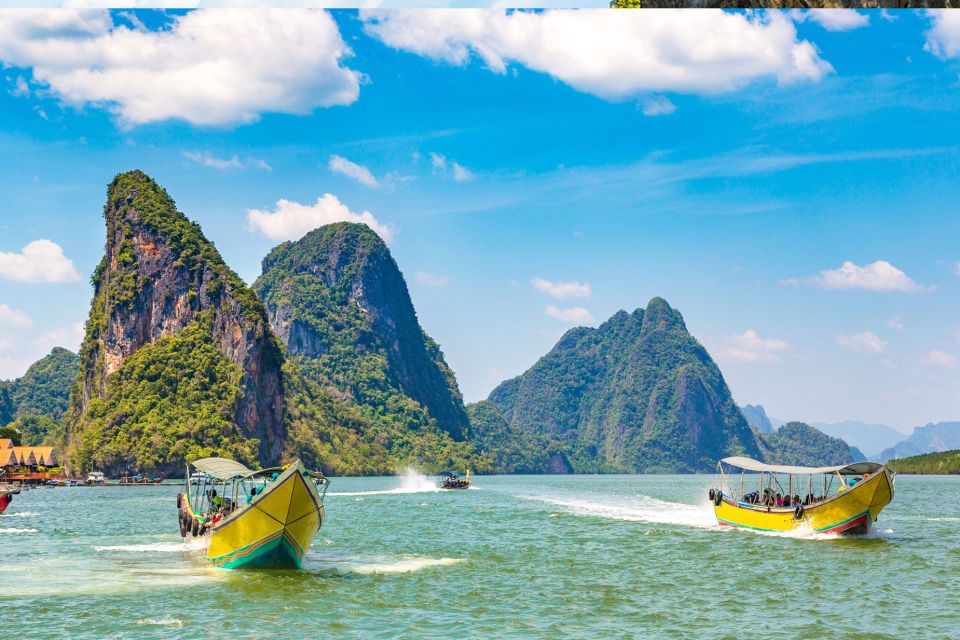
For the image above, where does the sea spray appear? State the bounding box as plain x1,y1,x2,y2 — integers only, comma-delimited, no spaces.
328,468,440,497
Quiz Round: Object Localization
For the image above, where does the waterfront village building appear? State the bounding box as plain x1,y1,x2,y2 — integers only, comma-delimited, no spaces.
0,438,58,473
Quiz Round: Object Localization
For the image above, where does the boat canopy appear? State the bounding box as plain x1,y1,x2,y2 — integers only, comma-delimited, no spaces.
191,457,256,480
719,456,883,476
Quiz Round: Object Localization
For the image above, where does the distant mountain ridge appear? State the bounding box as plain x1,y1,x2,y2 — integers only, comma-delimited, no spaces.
813,420,904,459
881,422,960,462
484,298,763,473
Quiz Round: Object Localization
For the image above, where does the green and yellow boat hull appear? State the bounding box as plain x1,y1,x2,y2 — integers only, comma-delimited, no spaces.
714,466,894,535
183,461,324,569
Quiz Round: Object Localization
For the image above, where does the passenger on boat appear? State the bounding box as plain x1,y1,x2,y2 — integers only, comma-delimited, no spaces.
211,490,224,512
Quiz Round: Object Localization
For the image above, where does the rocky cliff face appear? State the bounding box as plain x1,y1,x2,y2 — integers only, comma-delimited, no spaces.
740,404,774,434
67,171,285,473
488,297,763,473
253,222,470,441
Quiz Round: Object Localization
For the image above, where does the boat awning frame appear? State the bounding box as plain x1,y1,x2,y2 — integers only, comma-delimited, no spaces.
719,456,883,476
190,457,257,480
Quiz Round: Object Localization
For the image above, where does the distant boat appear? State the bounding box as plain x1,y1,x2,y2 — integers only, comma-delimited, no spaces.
710,457,895,535
440,471,471,490
178,458,329,569
86,472,106,484
189,471,210,486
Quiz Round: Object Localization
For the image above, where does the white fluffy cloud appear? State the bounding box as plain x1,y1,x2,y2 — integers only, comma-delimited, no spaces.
921,349,956,367
429,152,473,182
783,260,928,293
531,277,591,299
925,10,960,60
363,10,831,101
0,304,33,329
836,331,887,354
796,9,870,32
715,330,790,363
545,305,594,325
182,150,271,172
246,194,394,243
415,271,450,287
329,155,379,188
0,9,360,127
0,239,81,283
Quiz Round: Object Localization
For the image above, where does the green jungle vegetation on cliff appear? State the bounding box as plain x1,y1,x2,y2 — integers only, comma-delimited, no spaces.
888,449,960,474
1,347,79,445
70,316,262,473
254,222,485,474
487,298,763,473
65,171,486,476
466,400,572,474
758,421,854,467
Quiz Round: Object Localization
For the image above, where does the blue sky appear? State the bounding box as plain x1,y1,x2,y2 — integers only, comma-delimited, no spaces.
1,9,959,431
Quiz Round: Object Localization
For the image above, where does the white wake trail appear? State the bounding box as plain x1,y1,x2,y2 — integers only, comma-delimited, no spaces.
327,468,440,497
307,555,463,575
524,493,717,529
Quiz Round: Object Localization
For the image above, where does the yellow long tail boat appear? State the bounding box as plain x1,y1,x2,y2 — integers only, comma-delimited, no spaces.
177,458,329,569
710,457,894,535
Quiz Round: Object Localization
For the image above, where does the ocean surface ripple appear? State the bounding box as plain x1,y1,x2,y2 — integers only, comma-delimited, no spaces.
1,474,956,639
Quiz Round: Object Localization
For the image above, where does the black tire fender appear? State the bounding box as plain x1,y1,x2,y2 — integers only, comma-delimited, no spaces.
708,488,715,501
176,493,183,509
713,491,723,506
191,518,199,537
794,505,805,520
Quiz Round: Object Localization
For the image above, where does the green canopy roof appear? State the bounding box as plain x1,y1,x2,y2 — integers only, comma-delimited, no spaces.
191,457,255,480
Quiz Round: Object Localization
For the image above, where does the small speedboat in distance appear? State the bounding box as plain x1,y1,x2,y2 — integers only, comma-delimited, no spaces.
710,457,895,535
86,471,105,484
178,458,329,569
440,471,471,490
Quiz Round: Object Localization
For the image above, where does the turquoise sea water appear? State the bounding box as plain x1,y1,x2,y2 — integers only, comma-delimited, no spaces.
3,474,958,639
